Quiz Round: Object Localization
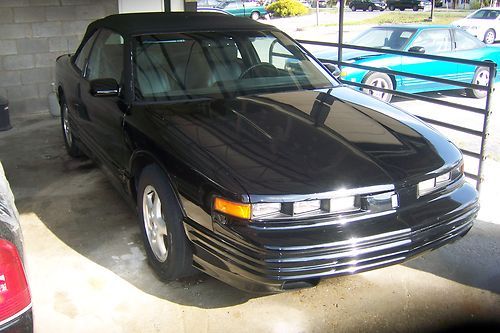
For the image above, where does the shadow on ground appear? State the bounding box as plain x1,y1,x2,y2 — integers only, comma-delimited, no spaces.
404,218,500,294
0,115,255,309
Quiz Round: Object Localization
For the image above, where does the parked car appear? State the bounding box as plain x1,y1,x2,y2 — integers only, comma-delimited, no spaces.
453,7,500,44
350,0,386,11
0,164,32,332
313,25,500,102
310,0,328,8
386,0,426,11
56,13,479,293
216,0,268,19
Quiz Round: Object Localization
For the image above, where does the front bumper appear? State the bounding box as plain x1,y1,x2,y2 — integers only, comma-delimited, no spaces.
184,179,478,293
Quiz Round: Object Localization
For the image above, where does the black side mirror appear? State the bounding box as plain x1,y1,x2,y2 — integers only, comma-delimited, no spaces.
90,78,119,97
324,63,341,78
408,46,425,54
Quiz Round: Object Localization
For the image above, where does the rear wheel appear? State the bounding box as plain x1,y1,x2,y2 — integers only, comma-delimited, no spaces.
466,67,489,99
60,99,83,158
412,5,419,11
363,72,394,103
400,7,405,11
483,29,496,45
368,5,373,11
251,11,260,20
389,4,395,10
351,4,356,10
137,165,195,280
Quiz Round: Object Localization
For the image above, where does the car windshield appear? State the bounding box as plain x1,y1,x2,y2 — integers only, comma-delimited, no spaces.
133,31,336,101
467,9,500,19
350,27,417,50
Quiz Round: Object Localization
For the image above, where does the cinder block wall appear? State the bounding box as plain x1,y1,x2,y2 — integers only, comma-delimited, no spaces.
0,0,118,115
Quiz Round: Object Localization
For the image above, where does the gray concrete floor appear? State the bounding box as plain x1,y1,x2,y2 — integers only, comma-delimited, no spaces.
0,111,499,332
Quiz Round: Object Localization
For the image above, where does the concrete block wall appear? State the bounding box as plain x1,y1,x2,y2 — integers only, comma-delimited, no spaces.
0,0,118,115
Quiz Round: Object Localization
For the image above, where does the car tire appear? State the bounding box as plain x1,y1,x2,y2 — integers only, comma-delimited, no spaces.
362,72,394,103
60,98,84,158
389,4,395,10
412,5,419,11
137,164,195,281
400,7,405,11
351,5,356,11
368,5,373,11
251,11,260,20
466,67,490,99
483,29,496,45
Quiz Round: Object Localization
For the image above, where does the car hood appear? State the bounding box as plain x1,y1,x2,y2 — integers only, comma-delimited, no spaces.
137,87,462,197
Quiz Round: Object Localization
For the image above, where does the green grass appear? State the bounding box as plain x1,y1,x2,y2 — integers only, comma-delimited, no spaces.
349,11,470,25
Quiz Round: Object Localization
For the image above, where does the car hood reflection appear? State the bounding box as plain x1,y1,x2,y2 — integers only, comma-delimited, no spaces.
138,87,461,196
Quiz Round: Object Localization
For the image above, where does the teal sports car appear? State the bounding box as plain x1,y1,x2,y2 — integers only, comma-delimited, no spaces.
216,1,269,20
313,25,499,102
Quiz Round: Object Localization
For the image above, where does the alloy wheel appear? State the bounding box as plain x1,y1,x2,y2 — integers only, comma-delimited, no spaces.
143,185,169,262
62,104,73,147
484,30,495,44
474,68,489,87
368,77,390,101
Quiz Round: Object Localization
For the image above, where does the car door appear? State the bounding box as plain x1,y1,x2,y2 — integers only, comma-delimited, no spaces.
78,29,129,180
400,28,456,93
226,1,245,16
66,31,99,140
452,28,491,85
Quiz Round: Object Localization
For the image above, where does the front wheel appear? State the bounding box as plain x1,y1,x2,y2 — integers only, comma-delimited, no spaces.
412,5,419,11
484,29,496,45
251,11,260,20
368,5,373,11
389,4,395,10
60,99,83,158
137,165,195,280
362,72,394,103
466,67,489,99
351,5,356,11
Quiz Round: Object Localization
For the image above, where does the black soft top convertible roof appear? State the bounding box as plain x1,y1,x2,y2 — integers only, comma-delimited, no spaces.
85,12,275,38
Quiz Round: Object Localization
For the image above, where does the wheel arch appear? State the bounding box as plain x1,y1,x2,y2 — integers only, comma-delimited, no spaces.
129,151,181,207
129,150,221,219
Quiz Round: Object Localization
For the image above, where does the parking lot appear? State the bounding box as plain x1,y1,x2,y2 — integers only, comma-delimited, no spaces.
1,88,499,332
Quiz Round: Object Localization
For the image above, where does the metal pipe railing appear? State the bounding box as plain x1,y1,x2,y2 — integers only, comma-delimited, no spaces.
298,39,496,191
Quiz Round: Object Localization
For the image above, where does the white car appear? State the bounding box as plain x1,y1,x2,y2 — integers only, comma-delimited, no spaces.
453,7,500,44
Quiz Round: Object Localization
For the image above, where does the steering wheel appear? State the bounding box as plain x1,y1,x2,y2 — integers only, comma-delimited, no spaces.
239,63,278,79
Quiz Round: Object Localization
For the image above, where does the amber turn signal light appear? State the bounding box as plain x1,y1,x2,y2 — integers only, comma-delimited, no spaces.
214,197,251,220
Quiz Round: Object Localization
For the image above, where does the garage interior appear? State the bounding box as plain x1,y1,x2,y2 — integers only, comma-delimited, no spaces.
1,0,500,332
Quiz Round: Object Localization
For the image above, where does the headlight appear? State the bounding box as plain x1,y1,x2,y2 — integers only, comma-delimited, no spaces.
214,190,399,222
252,202,282,218
329,196,357,213
417,166,462,197
293,200,321,215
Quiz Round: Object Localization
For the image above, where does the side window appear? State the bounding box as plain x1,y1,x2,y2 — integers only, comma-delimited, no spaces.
411,29,452,54
455,29,483,51
86,29,124,83
74,31,98,74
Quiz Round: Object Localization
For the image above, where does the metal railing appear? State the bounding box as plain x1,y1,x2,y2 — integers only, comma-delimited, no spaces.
297,40,496,192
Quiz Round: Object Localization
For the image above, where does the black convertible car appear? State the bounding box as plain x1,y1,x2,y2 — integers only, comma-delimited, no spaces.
55,13,479,293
